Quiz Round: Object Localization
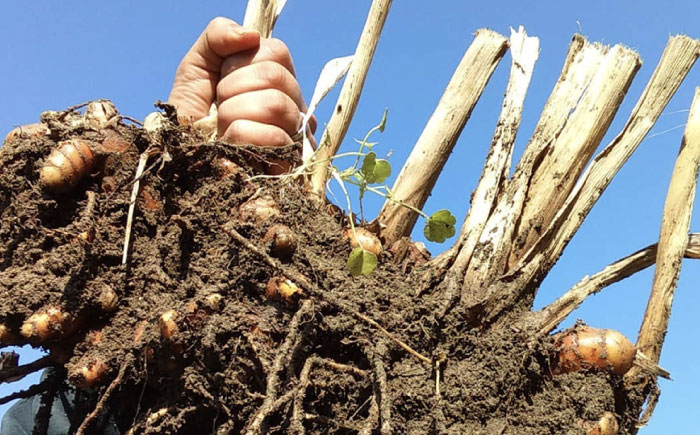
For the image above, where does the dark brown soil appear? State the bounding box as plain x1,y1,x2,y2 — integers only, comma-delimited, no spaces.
0,102,634,434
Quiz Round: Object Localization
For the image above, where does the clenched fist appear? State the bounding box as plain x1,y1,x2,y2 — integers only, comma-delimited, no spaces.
168,17,316,150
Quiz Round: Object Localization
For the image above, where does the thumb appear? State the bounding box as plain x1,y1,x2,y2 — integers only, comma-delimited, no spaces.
169,17,260,122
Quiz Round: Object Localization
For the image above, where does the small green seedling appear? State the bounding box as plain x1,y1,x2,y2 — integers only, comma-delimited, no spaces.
330,110,457,276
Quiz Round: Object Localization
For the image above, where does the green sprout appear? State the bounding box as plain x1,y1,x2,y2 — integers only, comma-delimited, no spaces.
331,109,457,276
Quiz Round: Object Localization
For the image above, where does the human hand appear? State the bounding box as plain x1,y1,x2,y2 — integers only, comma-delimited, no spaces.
168,17,316,152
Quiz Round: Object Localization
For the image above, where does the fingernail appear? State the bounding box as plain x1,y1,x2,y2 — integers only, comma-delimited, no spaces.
230,26,257,37
230,25,246,36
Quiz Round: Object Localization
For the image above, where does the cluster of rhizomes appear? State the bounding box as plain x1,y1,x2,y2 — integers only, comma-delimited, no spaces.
0,101,648,434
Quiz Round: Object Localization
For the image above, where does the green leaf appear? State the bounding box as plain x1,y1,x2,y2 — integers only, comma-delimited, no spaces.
361,152,376,179
424,209,457,243
378,108,388,132
361,152,392,184
347,248,378,276
372,159,391,183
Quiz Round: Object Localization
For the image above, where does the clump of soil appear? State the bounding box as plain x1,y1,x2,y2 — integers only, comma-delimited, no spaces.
0,102,634,434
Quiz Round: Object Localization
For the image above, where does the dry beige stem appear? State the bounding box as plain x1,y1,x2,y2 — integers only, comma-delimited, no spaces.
527,35,700,273
459,35,605,302
243,0,283,38
310,0,393,198
377,29,508,246
634,87,700,365
536,233,700,335
475,35,700,324
508,43,641,267
122,151,150,265
687,233,700,258
446,27,538,279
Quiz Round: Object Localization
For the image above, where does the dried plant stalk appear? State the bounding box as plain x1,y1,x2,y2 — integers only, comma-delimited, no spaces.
473,35,700,323
635,88,700,364
378,29,509,246
243,0,282,37
309,0,393,197
447,27,539,280
536,233,700,335
508,44,641,267
458,35,607,303
528,35,700,272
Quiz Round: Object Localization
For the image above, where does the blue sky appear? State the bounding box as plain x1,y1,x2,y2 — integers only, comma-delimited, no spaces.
1,1,699,432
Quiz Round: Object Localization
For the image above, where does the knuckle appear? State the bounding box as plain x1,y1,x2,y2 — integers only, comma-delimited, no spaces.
222,119,251,143
266,91,294,116
207,16,232,30
216,101,237,126
258,61,289,88
265,38,292,62
225,119,245,137
215,78,231,101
